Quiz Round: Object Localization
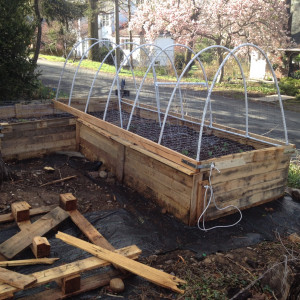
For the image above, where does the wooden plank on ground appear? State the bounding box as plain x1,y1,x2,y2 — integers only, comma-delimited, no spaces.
0,245,141,298
0,207,69,260
21,269,126,300
0,205,56,224
0,267,36,289
56,232,186,294
0,258,59,267
68,209,115,251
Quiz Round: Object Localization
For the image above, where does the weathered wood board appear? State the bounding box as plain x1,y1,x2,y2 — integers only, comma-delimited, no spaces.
56,231,186,294
0,268,36,289
0,117,76,161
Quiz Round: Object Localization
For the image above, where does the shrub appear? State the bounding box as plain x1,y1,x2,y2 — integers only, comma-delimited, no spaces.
288,152,300,189
174,52,185,70
0,0,39,101
94,46,124,66
279,77,300,97
291,70,300,79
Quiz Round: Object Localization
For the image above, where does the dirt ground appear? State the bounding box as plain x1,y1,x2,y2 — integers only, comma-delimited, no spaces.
0,153,299,299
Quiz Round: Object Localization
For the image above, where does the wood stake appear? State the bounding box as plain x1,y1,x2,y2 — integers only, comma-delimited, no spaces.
56,231,186,294
40,176,77,187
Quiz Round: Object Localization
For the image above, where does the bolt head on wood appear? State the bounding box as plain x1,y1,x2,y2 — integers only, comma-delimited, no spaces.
11,201,31,222
59,193,77,211
109,278,125,293
32,236,50,258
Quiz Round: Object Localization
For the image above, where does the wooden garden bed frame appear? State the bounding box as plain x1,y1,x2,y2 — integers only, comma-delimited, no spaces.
51,98,295,225
0,99,295,225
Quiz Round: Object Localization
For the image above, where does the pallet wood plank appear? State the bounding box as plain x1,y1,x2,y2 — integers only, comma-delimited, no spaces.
56,231,186,294
0,245,141,297
0,207,69,260
21,269,124,300
204,186,285,219
0,267,36,289
0,258,59,267
212,168,287,194
68,209,115,251
124,172,190,224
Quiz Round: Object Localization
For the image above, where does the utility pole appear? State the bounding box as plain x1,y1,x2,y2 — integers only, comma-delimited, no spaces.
115,0,120,69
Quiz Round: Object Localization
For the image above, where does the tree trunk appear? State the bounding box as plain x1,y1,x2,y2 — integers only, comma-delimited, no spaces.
32,0,42,64
128,0,133,67
216,48,224,83
182,41,194,77
88,0,99,61
0,152,12,185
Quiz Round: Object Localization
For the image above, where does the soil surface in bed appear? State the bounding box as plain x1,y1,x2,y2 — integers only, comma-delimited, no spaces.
91,110,255,161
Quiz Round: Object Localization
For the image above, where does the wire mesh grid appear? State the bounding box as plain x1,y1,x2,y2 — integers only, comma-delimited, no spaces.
91,109,254,161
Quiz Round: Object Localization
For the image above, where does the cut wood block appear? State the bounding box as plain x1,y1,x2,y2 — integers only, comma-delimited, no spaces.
0,267,36,289
17,219,51,259
11,202,31,222
61,274,81,295
0,205,56,224
56,231,186,294
0,207,69,260
59,193,77,211
32,237,50,258
0,244,141,298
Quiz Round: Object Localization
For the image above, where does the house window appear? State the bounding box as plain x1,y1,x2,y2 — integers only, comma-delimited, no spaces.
102,14,110,27
121,38,130,49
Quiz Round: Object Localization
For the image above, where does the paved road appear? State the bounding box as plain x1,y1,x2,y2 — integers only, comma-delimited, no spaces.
38,59,300,149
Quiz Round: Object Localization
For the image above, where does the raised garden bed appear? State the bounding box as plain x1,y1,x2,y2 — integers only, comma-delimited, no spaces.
52,98,295,225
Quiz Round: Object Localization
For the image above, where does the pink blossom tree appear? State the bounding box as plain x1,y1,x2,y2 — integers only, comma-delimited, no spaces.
130,0,292,81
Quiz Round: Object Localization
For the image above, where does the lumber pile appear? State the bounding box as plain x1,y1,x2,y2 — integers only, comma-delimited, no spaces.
0,194,186,299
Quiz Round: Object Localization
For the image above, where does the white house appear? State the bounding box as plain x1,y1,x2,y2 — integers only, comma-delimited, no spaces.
75,6,174,67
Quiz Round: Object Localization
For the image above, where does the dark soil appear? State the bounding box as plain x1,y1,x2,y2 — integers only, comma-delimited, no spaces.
0,113,72,123
0,154,299,299
91,110,255,161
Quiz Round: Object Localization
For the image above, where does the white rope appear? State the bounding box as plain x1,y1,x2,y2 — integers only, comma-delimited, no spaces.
197,162,243,231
